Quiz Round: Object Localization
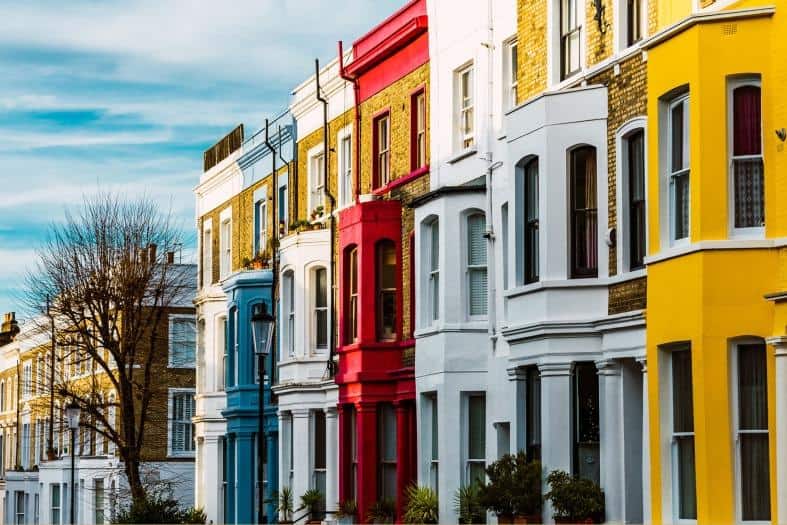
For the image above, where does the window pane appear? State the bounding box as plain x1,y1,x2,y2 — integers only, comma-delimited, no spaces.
526,366,541,461
430,223,439,272
467,214,487,265
468,395,485,459
741,433,770,521
315,268,327,308
672,349,694,433
574,362,600,484
314,411,326,469
733,86,762,156
734,159,764,228
628,131,646,269
671,102,685,173
571,147,598,276
525,159,539,283
676,436,697,520
673,172,690,240
377,241,397,340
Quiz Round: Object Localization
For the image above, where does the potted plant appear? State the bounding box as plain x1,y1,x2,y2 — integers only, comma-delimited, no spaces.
367,499,395,524
336,499,358,525
454,483,487,524
544,470,604,524
403,485,439,524
300,489,325,523
247,249,270,270
272,486,295,524
479,451,542,523
310,206,325,222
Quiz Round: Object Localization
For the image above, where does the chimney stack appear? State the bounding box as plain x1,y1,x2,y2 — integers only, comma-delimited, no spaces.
166,251,175,264
148,243,158,262
0,312,20,345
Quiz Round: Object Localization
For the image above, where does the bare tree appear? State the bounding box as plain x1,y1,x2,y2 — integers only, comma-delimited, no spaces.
23,192,193,504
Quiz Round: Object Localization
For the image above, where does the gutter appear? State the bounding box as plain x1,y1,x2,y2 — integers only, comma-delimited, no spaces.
316,59,339,378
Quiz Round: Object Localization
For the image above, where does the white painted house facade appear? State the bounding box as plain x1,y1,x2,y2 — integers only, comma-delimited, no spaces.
415,1,649,524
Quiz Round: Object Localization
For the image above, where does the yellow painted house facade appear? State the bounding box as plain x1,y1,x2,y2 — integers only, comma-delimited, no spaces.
644,1,787,523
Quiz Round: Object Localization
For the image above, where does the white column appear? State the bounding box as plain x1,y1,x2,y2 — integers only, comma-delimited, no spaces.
597,359,624,524
638,357,651,524
201,435,222,524
767,337,787,525
292,409,311,505
539,363,574,525
325,407,339,517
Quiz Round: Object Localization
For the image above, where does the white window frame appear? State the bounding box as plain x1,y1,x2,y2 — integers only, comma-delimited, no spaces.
462,392,486,487
659,343,697,525
50,483,60,525
281,269,296,359
202,219,212,288
414,90,427,169
308,144,325,217
338,126,353,208
219,207,232,279
668,95,690,245
727,77,764,239
425,218,440,325
311,266,329,355
167,388,196,458
504,38,519,110
168,314,197,368
616,0,646,51
616,118,649,274
216,315,227,390
465,211,488,319
256,198,268,256
729,338,770,524
375,113,391,188
456,63,475,151
23,362,31,399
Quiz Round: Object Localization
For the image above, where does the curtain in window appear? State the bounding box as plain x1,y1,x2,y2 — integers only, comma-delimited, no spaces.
467,214,488,315
315,268,328,350
733,86,764,229
738,344,770,520
571,147,598,277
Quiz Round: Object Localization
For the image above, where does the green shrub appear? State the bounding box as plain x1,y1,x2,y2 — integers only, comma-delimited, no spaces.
300,488,325,520
113,495,205,524
454,483,487,524
367,499,396,524
544,470,605,523
403,485,439,524
269,486,295,522
336,499,358,520
479,451,542,519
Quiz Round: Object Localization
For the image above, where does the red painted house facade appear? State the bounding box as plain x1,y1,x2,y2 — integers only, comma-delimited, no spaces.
335,0,429,520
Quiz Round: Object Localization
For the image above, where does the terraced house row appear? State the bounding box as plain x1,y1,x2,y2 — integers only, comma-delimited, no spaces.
192,0,787,524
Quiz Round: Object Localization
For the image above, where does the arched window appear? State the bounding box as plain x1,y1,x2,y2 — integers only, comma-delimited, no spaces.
523,157,539,284
569,146,598,278
466,212,488,316
427,220,440,323
313,267,328,353
730,80,764,231
625,129,646,270
376,240,397,341
346,247,359,344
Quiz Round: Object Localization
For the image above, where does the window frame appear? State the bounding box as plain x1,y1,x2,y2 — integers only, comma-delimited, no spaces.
505,38,519,110
312,266,329,354
427,219,440,324
464,392,486,486
728,77,764,238
668,95,690,245
376,239,398,342
168,314,197,369
282,270,296,358
466,211,488,318
338,126,353,208
523,157,540,284
377,403,398,502
616,120,648,273
346,247,359,344
312,410,327,498
308,145,326,216
730,339,770,523
255,197,267,257
219,209,232,279
569,146,599,279
560,0,582,80
373,112,391,189
411,89,427,171
456,64,475,151
167,388,196,458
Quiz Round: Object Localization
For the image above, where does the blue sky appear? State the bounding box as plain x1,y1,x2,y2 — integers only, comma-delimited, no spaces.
0,0,403,316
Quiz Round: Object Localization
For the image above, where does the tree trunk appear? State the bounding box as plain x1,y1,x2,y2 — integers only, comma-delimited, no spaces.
123,450,147,504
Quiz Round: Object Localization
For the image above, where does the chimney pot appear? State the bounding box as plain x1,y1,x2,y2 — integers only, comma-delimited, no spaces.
167,251,175,264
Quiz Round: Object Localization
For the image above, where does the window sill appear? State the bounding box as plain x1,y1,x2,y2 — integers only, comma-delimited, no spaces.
647,237,787,265
504,278,609,299
167,452,196,460
446,147,477,165
608,268,647,284
372,165,430,195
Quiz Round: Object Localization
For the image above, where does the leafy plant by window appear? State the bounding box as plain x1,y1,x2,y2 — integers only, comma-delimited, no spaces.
544,470,604,523
367,499,396,524
454,483,487,524
336,499,358,519
299,489,325,521
113,495,206,524
269,487,294,523
479,451,542,520
403,485,439,524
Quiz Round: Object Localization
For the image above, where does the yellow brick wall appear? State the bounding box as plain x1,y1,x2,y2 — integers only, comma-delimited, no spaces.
585,0,614,67
517,0,548,102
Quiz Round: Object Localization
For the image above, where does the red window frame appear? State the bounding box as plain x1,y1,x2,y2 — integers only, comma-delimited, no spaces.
373,110,391,190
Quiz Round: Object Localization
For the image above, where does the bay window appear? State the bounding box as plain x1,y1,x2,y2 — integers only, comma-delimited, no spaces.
465,393,486,485
573,362,600,484
671,346,696,520
467,213,488,316
734,342,770,521
525,366,541,461
570,147,598,278
349,405,358,500
428,220,439,323
339,132,353,207
377,240,397,341
730,80,764,232
560,0,581,80
313,267,328,353
669,95,690,242
346,247,359,343
627,130,646,270
283,271,295,357
313,410,327,499
524,158,539,283
378,403,397,502
374,113,391,188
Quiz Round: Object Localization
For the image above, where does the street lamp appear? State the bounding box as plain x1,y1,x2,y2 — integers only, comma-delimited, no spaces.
65,401,81,525
251,302,275,524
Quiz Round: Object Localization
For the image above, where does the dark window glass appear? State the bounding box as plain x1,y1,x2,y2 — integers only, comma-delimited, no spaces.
377,241,397,341
672,348,696,520
573,362,599,485
628,130,646,270
524,158,540,284
525,366,541,461
738,344,770,521
570,147,598,278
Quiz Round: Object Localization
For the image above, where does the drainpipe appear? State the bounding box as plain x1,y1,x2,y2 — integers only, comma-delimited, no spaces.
277,124,290,236
337,41,361,203
264,119,279,385
15,353,20,468
483,0,499,347
316,59,339,377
